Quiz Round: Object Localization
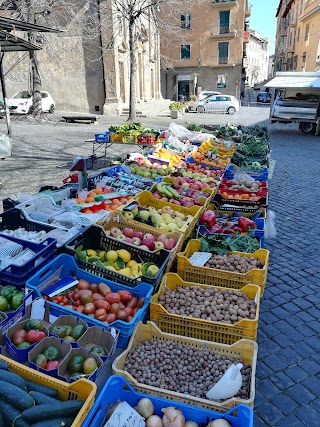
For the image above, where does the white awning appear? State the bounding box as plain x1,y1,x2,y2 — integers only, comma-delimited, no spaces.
265,72,320,88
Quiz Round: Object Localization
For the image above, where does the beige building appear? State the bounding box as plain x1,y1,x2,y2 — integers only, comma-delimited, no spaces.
245,30,269,87
159,0,251,101
275,0,320,73
1,1,161,114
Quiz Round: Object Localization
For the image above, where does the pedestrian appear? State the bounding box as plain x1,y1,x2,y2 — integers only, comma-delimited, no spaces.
315,99,320,136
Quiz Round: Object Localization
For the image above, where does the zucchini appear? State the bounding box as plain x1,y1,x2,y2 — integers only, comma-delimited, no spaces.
0,399,30,427
0,369,27,390
29,391,60,405
25,380,58,397
0,381,35,411
0,360,10,370
22,400,84,422
31,417,74,427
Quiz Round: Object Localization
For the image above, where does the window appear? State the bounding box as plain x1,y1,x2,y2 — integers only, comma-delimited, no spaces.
299,0,303,15
289,31,292,46
297,27,300,41
218,42,229,64
305,23,309,41
180,44,190,59
302,52,306,67
181,14,191,29
208,96,219,102
219,11,230,34
221,96,231,101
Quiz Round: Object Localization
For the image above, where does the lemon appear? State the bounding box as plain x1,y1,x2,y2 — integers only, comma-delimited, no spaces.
106,266,117,272
118,267,132,277
106,250,118,262
86,249,97,257
117,249,131,263
127,260,137,268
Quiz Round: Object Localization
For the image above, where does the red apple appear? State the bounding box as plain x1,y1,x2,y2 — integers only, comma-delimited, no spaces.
110,227,122,238
157,234,168,244
132,237,142,246
125,238,134,244
141,238,155,251
144,233,155,241
165,238,176,250
132,231,143,240
123,228,134,238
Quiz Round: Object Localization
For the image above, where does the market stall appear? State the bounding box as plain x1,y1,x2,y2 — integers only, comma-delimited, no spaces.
0,121,271,426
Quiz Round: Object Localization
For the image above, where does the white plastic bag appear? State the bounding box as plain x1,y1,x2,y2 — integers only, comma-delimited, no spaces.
265,210,277,239
0,134,11,158
206,363,243,400
168,123,193,140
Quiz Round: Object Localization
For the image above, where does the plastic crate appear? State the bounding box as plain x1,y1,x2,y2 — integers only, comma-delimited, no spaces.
83,375,254,427
220,178,268,192
177,240,269,295
97,211,184,272
137,135,156,145
186,156,230,171
196,216,265,240
26,254,153,348
0,355,96,427
224,166,269,181
150,183,209,207
110,132,123,142
150,273,260,344
113,322,257,412
38,188,72,204
65,225,170,289
0,234,56,285
95,132,110,143
162,176,217,195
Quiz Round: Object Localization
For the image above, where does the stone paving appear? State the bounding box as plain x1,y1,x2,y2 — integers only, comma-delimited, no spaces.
0,109,320,425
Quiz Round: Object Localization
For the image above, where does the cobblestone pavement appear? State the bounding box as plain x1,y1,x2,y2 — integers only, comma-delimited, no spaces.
1,109,319,425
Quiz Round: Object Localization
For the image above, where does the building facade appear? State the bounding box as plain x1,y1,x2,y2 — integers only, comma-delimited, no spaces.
159,0,251,101
275,0,320,73
0,0,161,114
245,30,269,87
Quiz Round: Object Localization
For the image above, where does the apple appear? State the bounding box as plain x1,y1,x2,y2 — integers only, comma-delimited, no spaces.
117,234,127,241
157,234,168,244
139,210,150,221
141,239,155,251
123,228,134,238
132,237,142,246
110,227,122,238
105,230,111,236
144,233,155,241
125,238,134,244
139,245,150,251
123,211,134,221
132,231,143,240
165,238,177,250
154,241,165,250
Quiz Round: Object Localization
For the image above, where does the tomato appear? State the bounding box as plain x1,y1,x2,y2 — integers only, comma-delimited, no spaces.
43,345,60,361
26,330,45,343
67,292,74,300
50,326,66,338
132,307,139,316
124,307,133,317
127,316,133,322
71,324,86,340
73,293,80,301
77,279,90,290
126,297,137,309
59,302,64,306
90,283,99,293
52,299,58,304
76,305,85,313
105,293,121,304
45,360,60,370
91,345,108,356
109,303,121,314
68,355,84,374
119,302,125,310
105,313,117,324
84,303,96,315
98,283,111,296
62,297,69,305
117,290,132,302
94,300,110,311
92,293,104,301
12,329,27,346
75,300,81,307
18,342,32,349
95,308,107,321
77,290,93,297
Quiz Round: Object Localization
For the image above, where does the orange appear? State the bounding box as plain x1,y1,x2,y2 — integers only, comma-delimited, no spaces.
110,204,118,210
85,197,95,203
88,191,97,198
112,199,121,206
94,188,103,194
76,198,86,204
82,208,93,214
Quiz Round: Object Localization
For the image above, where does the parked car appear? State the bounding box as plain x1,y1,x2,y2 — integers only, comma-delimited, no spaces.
187,90,221,112
7,91,55,114
257,92,271,103
196,95,240,114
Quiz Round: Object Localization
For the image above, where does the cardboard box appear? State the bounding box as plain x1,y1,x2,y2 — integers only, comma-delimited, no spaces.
48,315,88,347
58,347,103,383
0,286,34,333
77,326,119,363
28,336,71,377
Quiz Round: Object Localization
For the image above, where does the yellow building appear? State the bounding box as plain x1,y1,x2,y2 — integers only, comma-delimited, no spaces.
159,0,251,101
275,0,320,72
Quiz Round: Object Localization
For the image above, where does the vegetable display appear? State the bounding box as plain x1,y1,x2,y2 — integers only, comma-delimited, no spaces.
11,321,45,348
200,234,261,254
0,285,25,313
203,254,264,273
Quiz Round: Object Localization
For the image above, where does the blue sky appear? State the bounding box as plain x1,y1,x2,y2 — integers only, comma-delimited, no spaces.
249,0,279,54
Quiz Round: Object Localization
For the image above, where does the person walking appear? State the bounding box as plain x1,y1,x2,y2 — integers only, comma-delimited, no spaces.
315,99,320,135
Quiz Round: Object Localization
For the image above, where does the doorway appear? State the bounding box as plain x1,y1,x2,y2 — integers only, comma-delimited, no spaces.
178,81,190,101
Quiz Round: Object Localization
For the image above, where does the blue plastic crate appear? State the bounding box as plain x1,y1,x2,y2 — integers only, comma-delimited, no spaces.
82,375,254,427
95,132,110,143
26,254,153,348
0,235,56,286
197,217,265,239
224,166,269,181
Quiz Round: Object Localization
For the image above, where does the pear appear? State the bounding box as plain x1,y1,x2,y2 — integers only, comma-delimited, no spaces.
117,249,131,263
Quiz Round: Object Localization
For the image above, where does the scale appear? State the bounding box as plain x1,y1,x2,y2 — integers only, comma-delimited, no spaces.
69,155,96,191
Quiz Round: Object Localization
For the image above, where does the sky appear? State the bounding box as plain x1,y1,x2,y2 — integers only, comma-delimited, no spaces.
249,0,279,54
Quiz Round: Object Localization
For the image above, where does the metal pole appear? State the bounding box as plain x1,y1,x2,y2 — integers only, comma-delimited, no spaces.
0,50,12,137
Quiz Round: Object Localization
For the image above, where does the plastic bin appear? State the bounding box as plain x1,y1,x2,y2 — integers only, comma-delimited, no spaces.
82,375,254,427
150,183,209,207
97,211,184,272
224,166,269,181
0,234,56,286
113,322,258,412
0,354,96,427
64,225,170,289
26,254,153,348
150,273,260,344
95,132,110,143
177,240,269,295
109,132,123,142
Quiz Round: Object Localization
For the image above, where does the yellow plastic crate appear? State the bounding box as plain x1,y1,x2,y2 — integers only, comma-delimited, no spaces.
150,273,261,344
96,211,184,272
110,133,123,143
206,204,267,219
118,191,202,238
162,176,216,195
112,321,257,412
0,355,96,427
177,240,269,295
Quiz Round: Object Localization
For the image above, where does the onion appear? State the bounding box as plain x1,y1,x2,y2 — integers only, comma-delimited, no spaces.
185,422,199,427
146,415,163,427
161,407,185,427
137,398,154,419
206,420,231,427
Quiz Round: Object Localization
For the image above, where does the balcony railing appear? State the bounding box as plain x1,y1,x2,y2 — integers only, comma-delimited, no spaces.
210,56,238,66
210,24,237,38
211,0,237,6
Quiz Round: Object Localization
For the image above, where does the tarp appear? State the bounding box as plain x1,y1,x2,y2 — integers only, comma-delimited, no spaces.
265,72,320,89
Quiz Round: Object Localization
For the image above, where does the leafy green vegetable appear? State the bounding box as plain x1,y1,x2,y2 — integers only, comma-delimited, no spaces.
200,234,260,254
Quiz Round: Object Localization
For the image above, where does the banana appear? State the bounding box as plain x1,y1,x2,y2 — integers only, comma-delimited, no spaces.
156,183,165,195
163,184,174,198
165,185,180,199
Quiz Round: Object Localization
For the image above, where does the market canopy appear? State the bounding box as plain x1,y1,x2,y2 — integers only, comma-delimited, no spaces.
0,30,41,52
265,72,320,89
0,16,61,33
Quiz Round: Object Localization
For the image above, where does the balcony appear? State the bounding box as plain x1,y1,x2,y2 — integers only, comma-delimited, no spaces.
289,21,297,27
210,24,237,39
245,3,252,17
211,0,237,7
209,56,239,67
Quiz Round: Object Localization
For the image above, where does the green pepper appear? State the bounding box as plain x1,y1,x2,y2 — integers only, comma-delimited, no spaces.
11,292,25,310
43,346,60,361
0,285,18,302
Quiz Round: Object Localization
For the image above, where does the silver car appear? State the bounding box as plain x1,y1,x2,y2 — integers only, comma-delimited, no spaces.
197,94,240,114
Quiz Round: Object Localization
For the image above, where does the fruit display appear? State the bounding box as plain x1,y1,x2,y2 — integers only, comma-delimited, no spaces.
0,285,25,313
220,191,261,202
66,355,99,380
190,152,229,169
199,210,257,235
75,190,133,214
122,205,193,233
169,175,217,191
75,247,160,279
123,337,252,400
129,159,174,179
46,278,146,323
151,147,185,167
152,183,205,207
33,345,62,370
50,323,87,342
106,226,178,251
11,320,46,349
183,164,223,178
220,177,263,192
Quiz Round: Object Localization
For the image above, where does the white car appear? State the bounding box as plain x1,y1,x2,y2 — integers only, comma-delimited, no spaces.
188,91,221,112
197,94,240,114
8,91,55,114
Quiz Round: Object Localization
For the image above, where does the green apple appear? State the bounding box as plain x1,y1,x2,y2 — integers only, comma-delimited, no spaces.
139,210,150,221
123,211,134,221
